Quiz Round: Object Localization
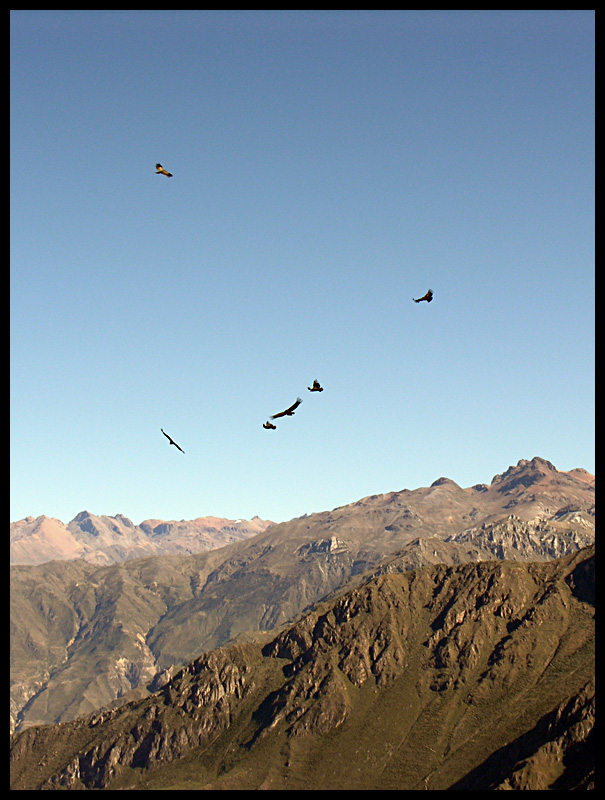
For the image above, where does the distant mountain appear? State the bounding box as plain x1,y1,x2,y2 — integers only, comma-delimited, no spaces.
10,458,594,735
10,512,274,566
10,546,594,790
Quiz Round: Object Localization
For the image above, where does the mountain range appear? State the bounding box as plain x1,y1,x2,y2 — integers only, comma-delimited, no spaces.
10,457,594,741
10,512,274,566
10,544,594,789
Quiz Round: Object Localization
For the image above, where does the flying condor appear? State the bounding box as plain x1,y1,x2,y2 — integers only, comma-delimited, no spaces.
413,289,433,303
263,421,277,430
271,398,302,420
161,428,185,453
308,379,324,392
155,163,173,177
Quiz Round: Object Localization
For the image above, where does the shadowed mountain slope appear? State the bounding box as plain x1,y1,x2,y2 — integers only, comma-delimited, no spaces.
10,546,594,790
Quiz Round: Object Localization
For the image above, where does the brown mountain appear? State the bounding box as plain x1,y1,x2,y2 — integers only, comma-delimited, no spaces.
10,458,594,735
10,512,274,566
10,546,595,790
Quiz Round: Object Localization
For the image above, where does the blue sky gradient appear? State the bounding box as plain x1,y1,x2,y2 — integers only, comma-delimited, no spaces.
11,11,594,524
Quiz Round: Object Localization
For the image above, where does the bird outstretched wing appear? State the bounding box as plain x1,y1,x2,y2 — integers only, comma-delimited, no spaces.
155,163,173,177
263,421,277,429
413,289,433,303
271,397,302,419
161,428,185,453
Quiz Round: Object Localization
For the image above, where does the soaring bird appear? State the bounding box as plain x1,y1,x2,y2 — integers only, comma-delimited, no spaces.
155,163,173,177
263,421,277,430
271,398,302,419
308,379,324,392
161,428,185,453
413,289,433,303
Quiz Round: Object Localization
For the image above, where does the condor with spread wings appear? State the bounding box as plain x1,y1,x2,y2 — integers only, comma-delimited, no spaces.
161,428,185,453
413,289,433,303
271,397,302,420
155,163,173,177
263,421,277,430
307,379,324,392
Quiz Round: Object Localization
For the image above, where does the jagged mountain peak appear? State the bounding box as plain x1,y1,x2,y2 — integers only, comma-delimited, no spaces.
69,510,136,527
491,456,557,486
70,509,94,523
517,455,558,471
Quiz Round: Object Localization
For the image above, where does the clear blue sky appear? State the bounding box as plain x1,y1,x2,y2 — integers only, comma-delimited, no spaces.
11,11,594,525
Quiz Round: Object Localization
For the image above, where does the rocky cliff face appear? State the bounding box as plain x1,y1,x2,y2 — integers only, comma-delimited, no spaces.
10,546,594,791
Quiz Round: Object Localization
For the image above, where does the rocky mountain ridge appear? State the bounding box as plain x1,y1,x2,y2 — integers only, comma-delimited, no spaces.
10,511,274,566
10,546,594,790
10,457,594,735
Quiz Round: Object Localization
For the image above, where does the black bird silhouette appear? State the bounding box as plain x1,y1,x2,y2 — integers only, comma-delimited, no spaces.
155,163,173,177
413,289,433,303
271,397,302,419
307,379,324,392
263,421,277,430
161,428,185,453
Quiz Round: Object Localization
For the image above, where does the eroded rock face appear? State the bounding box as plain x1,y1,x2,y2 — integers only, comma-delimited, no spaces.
254,547,594,742
33,647,258,790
